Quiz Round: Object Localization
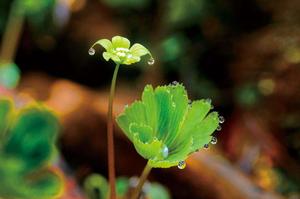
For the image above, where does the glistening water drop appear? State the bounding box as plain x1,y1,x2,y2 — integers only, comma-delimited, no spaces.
148,58,155,65
211,137,217,144
88,48,95,56
177,160,186,169
162,145,169,158
219,116,225,123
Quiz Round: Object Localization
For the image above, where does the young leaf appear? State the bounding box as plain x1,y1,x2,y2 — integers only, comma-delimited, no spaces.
116,83,221,169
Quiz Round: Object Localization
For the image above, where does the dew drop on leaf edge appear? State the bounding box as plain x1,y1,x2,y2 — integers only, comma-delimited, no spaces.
219,116,225,123
204,144,209,149
211,137,217,145
172,81,178,85
217,125,222,131
177,160,186,169
148,58,155,65
88,48,95,56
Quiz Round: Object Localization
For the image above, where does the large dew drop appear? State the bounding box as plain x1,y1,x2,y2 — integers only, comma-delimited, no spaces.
148,58,155,65
162,145,169,158
177,160,186,169
211,137,217,145
88,48,95,56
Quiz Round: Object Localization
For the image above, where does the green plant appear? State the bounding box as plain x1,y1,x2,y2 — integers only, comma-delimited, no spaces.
0,0,55,89
0,98,63,199
116,84,221,199
84,173,170,199
89,36,153,199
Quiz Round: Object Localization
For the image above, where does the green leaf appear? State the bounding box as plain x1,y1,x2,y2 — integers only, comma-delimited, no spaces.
165,84,189,146
130,123,153,143
133,134,163,160
148,183,171,199
171,99,211,149
148,158,179,168
0,98,12,137
4,107,59,171
84,174,108,199
116,84,221,169
116,177,129,197
191,111,219,151
24,170,63,199
155,86,172,140
0,155,62,199
116,101,146,140
141,85,158,132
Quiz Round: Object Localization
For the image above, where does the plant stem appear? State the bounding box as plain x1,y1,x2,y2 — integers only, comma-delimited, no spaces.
0,0,24,63
107,63,120,199
130,162,152,199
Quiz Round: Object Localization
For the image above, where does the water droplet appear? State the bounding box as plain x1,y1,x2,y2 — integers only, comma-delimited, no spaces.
211,137,217,144
205,98,212,104
172,81,178,85
162,145,169,158
219,116,225,123
148,58,155,65
217,125,222,131
88,48,95,56
210,105,214,110
204,144,209,149
177,160,186,169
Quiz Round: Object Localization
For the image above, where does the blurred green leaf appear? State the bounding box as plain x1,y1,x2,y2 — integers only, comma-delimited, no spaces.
0,98,63,199
4,107,59,171
102,0,150,9
0,98,12,139
148,183,171,199
84,174,108,199
235,83,261,107
116,177,129,197
161,35,187,63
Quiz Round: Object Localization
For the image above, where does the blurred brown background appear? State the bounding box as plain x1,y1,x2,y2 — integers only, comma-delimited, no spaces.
1,0,300,198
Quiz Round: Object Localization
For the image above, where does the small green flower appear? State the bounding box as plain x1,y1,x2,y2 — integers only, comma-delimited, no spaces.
116,83,221,168
89,36,153,65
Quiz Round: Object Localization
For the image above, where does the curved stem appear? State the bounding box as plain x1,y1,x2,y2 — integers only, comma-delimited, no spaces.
0,0,24,63
130,162,152,199
107,63,120,199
